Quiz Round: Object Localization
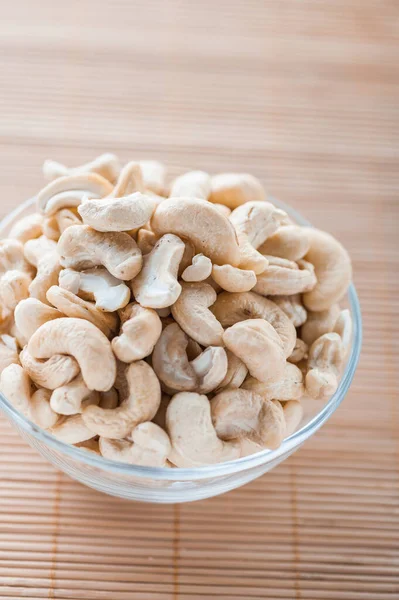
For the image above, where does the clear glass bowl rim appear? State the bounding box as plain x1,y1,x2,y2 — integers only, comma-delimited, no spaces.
0,196,362,482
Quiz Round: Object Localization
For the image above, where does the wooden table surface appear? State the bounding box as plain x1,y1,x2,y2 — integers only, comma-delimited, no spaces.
0,1,398,598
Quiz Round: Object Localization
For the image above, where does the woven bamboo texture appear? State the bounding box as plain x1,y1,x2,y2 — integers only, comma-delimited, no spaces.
0,1,398,598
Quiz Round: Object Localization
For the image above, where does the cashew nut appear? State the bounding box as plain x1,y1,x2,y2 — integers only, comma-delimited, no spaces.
78,192,155,232
151,197,241,266
14,298,64,344
182,254,212,282
29,252,61,305
131,234,185,308
288,338,308,364
273,294,307,328
46,286,118,338
58,225,142,280
0,363,33,419
110,161,144,197
55,208,82,234
49,414,96,444
211,264,256,292
211,389,286,449
302,229,352,311
139,160,166,196
37,173,114,215
166,392,240,467
280,400,304,437
223,319,286,384
59,267,131,312
300,304,341,346
112,303,162,362
0,270,32,319
24,236,58,266
43,153,120,183
305,333,344,400
42,215,61,241
28,318,116,392
0,334,19,374
258,225,310,261
209,173,266,209
50,375,100,415
170,171,211,199
214,349,248,393
82,360,161,438
20,347,80,390
9,213,43,244
171,282,224,347
242,362,305,401
212,291,296,358
254,257,316,296
99,422,171,466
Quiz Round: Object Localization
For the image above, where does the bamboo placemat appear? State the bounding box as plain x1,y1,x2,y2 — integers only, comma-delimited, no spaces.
0,1,398,598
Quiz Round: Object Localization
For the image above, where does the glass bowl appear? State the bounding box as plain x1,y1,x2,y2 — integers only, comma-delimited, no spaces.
0,197,362,503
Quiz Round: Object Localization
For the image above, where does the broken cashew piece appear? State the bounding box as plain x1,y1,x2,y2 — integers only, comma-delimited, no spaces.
78,192,155,232
254,257,317,296
258,225,310,261
43,154,120,183
170,171,211,199
20,347,80,390
209,173,266,209
131,234,185,309
28,318,116,392
242,362,305,401
182,254,212,282
50,375,100,415
305,333,344,400
37,173,114,215
59,267,131,312
112,303,162,363
211,264,256,293
99,422,171,466
58,225,142,280
166,392,240,467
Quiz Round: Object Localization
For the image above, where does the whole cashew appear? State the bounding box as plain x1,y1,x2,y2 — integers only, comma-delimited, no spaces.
139,160,167,196
211,389,286,449
273,294,307,328
37,173,114,215
151,197,241,266
302,229,352,311
214,349,248,393
212,291,296,358
300,304,341,346
27,318,116,392
99,422,171,467
223,319,286,384
9,213,43,244
78,192,155,232
82,360,161,438
170,171,211,199
112,303,162,363
182,254,212,282
14,298,64,344
171,282,224,347
0,334,20,374
242,362,305,401
43,154,120,183
131,234,185,309
254,257,317,296
258,225,310,261
58,225,143,280
49,414,96,444
50,375,100,415
288,338,308,364
211,264,256,293
46,286,118,338
166,392,240,467
20,347,80,390
59,267,131,312
110,161,144,198
305,333,344,400
209,173,266,209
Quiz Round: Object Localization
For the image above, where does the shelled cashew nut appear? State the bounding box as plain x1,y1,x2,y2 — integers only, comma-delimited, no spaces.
112,303,162,363
0,363,33,419
28,318,116,392
50,375,100,415
82,360,161,438
258,225,310,261
49,414,96,444
14,298,64,343
182,254,212,282
139,160,166,196
99,422,171,466
0,270,31,318
212,291,296,358
171,282,224,347
37,173,114,215
273,294,307,328
29,252,61,305
78,192,155,232
59,267,131,312
300,304,341,346
211,264,256,292
55,208,82,234
214,349,248,393
30,388,60,429
9,213,43,243
24,236,58,266
288,338,308,364
280,400,304,437
43,153,120,183
254,256,317,296
151,197,241,266
42,215,61,241
131,234,185,309
58,225,142,281
20,347,80,390
110,161,144,198
302,229,352,311
0,239,33,275
242,362,305,401
209,173,266,209
0,334,20,374
170,171,211,199
166,392,240,467
305,333,344,400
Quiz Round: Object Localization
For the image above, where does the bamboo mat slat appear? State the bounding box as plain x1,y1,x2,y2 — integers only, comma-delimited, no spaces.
0,1,398,598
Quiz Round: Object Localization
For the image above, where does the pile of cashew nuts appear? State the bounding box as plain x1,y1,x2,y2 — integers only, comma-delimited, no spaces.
0,154,353,468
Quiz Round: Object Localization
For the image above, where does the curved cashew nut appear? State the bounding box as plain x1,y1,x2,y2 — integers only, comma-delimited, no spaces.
131,234,185,308
211,389,286,449
254,257,317,296
182,254,212,282
82,360,161,438
242,362,305,401
212,291,296,358
58,225,142,280
139,160,166,196
46,286,118,338
78,192,155,232
288,338,308,364
59,267,131,312
37,173,114,215
55,208,82,234
50,375,100,415
27,318,116,392
171,282,224,347
0,334,20,374
214,349,248,393
20,347,80,390
211,264,256,292
333,309,352,353
49,414,96,444
112,303,162,362
166,392,240,467
0,270,31,319
273,294,307,328
170,171,211,199
302,229,352,311
223,319,286,384
305,332,344,400
151,197,241,266
110,161,144,197
14,298,64,344
9,213,43,244
280,400,304,437
300,304,341,346
43,153,120,183
258,225,310,261
209,173,266,209
99,422,171,467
